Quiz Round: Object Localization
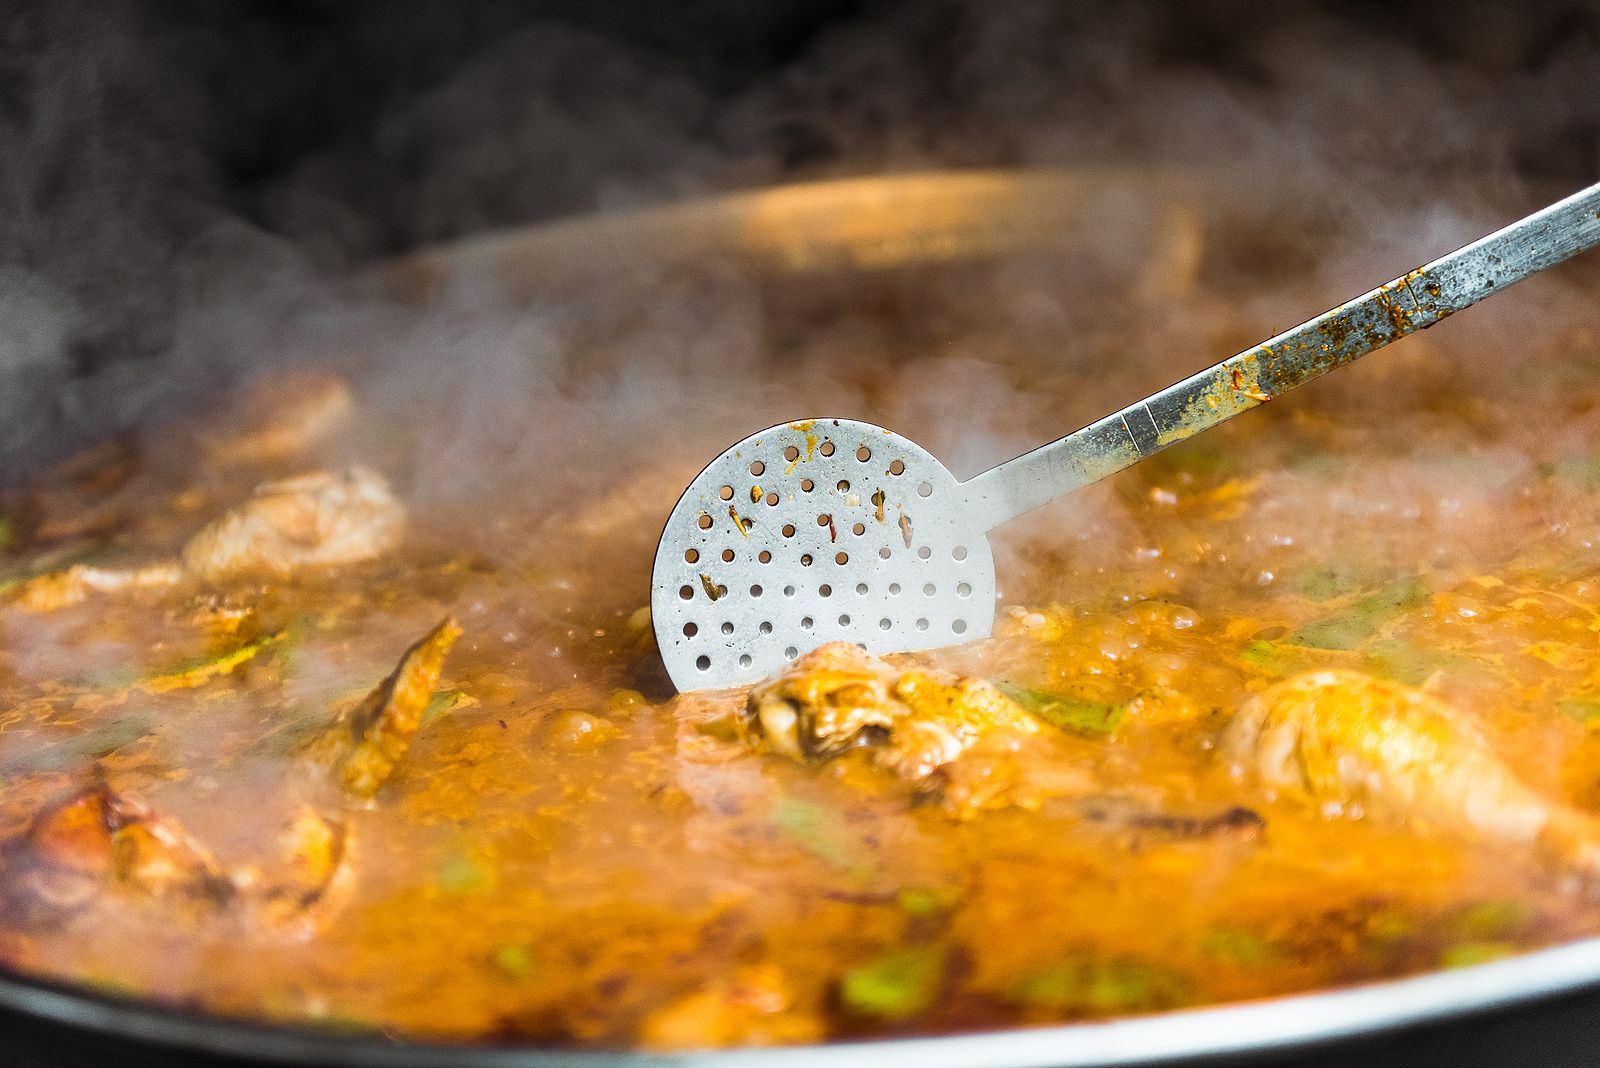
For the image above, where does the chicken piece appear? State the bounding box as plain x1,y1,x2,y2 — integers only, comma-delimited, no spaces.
740,642,1041,780
8,561,185,611
199,369,353,466
302,617,462,799
8,464,400,609
237,806,354,934
3,786,357,932
1,783,232,920
1226,669,1600,877
637,964,823,1049
182,466,404,583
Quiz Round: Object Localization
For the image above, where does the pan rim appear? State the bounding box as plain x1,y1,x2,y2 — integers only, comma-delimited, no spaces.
3,934,1600,1066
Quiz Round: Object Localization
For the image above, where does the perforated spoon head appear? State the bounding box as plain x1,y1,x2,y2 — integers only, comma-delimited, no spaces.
651,419,997,691
652,184,1600,690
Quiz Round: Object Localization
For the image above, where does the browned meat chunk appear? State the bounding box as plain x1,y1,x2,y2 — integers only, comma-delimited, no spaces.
637,964,823,1049
2,784,356,931
738,642,1042,780
1226,669,1600,877
8,466,402,610
182,466,404,583
303,618,462,798
1,783,232,919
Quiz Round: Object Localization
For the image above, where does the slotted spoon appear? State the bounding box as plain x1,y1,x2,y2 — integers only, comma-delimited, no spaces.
652,181,1600,691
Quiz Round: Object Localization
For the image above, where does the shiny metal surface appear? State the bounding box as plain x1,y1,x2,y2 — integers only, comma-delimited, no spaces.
964,180,1600,524
651,419,997,691
656,181,1600,689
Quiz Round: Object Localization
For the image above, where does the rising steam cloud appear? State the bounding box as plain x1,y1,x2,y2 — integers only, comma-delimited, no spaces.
0,0,1596,496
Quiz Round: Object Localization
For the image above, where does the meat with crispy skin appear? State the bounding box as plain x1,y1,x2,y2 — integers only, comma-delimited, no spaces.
1,784,355,931
741,642,1040,780
1,782,232,920
1226,669,1600,877
7,465,403,610
182,466,404,583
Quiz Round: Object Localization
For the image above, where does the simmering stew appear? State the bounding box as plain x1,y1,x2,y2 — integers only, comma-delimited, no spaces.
2,182,1600,1049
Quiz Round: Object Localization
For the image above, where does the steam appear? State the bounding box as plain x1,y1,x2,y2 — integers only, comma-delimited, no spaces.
0,0,1590,640
0,1,1595,486
0,1,1594,571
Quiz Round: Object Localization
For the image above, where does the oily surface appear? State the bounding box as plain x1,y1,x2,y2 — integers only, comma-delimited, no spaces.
2,202,1600,1050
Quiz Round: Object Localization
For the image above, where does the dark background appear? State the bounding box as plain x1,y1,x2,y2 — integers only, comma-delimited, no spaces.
3,0,1597,364
10,0,1595,259
1,0,1597,469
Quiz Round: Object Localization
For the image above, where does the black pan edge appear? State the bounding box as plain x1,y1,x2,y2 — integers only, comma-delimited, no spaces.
4,935,1600,1068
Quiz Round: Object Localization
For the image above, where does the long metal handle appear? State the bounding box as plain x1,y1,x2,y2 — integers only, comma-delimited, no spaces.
961,181,1600,527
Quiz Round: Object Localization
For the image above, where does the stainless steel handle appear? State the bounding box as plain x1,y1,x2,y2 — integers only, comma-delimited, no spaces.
961,181,1600,528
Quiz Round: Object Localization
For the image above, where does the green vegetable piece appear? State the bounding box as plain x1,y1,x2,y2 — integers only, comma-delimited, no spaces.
897,886,962,918
1545,454,1600,492
1240,640,1298,674
838,945,947,1020
1200,928,1273,965
250,714,334,758
0,538,111,596
1364,640,1477,687
137,630,287,693
1009,954,1191,1014
421,689,466,727
1351,573,1430,614
1453,900,1535,940
493,943,535,980
1298,567,1369,601
1368,910,1414,944
1287,575,1430,651
771,796,862,872
996,682,1126,736
1288,616,1372,651
438,851,492,895
1559,698,1600,727
0,516,13,552
1440,942,1517,969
